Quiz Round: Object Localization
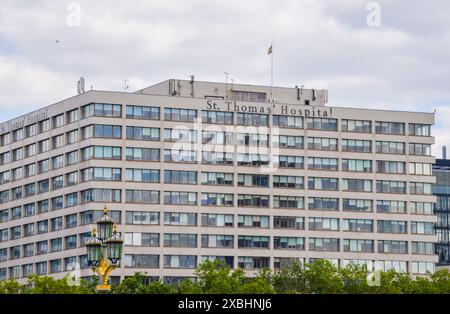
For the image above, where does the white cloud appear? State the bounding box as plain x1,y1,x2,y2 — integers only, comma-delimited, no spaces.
0,0,449,150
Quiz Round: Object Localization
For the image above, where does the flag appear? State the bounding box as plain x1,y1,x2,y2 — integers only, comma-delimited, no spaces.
267,44,272,55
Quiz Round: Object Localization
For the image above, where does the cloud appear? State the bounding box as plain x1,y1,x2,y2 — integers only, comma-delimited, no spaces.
0,0,449,151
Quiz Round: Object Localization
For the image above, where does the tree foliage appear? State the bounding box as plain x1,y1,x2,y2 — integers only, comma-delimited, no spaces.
1,260,450,294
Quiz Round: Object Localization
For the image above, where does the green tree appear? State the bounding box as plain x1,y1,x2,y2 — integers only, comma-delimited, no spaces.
0,279,22,294
113,272,177,294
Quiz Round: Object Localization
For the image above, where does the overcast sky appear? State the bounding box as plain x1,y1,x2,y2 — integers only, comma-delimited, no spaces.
0,0,449,156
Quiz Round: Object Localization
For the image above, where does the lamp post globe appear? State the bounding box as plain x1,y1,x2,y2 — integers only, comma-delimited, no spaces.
86,228,102,267
97,206,114,242
105,224,124,264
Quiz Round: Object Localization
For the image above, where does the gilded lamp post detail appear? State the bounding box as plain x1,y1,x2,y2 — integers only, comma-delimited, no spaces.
86,206,124,292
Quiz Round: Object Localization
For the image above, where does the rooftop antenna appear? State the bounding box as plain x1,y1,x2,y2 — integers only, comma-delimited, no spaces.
123,79,129,92
77,77,85,95
224,72,229,100
443,145,447,159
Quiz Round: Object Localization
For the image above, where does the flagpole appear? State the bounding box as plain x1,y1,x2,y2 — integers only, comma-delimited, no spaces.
270,42,273,102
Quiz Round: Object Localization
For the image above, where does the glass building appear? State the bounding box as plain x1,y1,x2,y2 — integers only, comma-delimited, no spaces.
433,158,450,266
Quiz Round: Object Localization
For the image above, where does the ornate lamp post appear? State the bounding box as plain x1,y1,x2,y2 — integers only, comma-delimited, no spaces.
86,206,124,292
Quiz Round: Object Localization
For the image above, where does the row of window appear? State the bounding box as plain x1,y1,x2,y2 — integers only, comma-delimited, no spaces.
0,256,435,281
0,103,432,147
0,129,433,170
0,197,433,228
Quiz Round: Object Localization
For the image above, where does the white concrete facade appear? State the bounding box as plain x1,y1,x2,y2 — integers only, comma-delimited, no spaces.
0,79,437,283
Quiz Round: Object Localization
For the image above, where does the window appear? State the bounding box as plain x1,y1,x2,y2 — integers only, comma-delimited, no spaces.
25,123,37,137
125,255,159,268
309,238,340,251
411,262,434,274
164,108,197,122
127,126,160,141
376,200,406,214
308,197,338,211
81,167,122,182
238,215,269,228
201,172,233,185
201,214,233,227
202,151,234,165
52,155,64,169
81,189,121,203
343,239,374,253
237,113,268,126
273,196,304,209
164,170,196,184
411,222,434,235
202,235,234,248
39,119,50,133
164,255,197,268
82,103,122,118
66,150,78,165
82,125,122,139
308,157,338,170
341,119,371,133
82,146,121,160
342,159,372,172
377,220,407,234
273,216,304,229
126,147,160,161
66,171,78,186
409,202,433,215
125,233,159,247
237,174,269,187
52,134,64,148
125,211,159,225
237,153,269,167
278,155,304,169
238,236,269,249
343,219,373,232
375,121,405,135
409,143,431,156
125,168,159,183
126,105,160,120
164,191,197,205
307,118,337,130
38,139,50,153
164,212,197,226
164,233,197,248
236,132,268,146
65,192,78,207
201,110,233,124
12,148,23,162
273,176,304,189
308,177,338,190
65,214,77,228
237,257,270,269
51,217,63,231
375,141,405,154
205,131,233,145
52,114,64,128
376,161,405,174
409,123,431,136
411,242,434,255
125,190,160,204
238,194,270,207
11,128,23,142
232,90,266,102
201,193,233,206
376,180,406,194
342,179,372,192
309,217,339,231
52,175,64,190
25,143,36,157
25,163,35,177
67,109,79,123
307,137,338,151
409,162,432,175
272,115,302,128
49,259,61,273
378,240,408,254
65,235,77,250
273,135,303,149
409,182,432,195
164,149,197,163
